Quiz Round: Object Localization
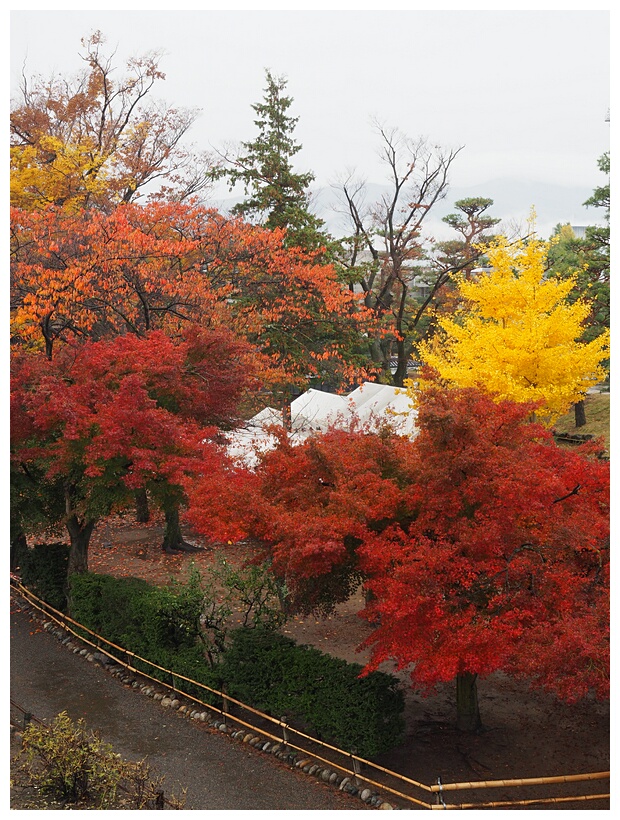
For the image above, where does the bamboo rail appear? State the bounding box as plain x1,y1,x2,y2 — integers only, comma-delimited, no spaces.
430,770,610,792
11,580,610,810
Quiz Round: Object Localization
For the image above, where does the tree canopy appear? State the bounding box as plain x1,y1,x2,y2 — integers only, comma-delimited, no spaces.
223,69,327,252
192,384,609,727
10,31,214,213
414,235,610,423
10,200,375,392
11,328,256,574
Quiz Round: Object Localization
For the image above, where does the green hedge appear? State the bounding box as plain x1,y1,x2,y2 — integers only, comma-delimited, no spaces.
68,573,404,759
68,573,223,705
219,627,404,758
20,543,70,612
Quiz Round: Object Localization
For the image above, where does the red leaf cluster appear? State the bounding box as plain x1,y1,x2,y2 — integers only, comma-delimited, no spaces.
11,327,254,518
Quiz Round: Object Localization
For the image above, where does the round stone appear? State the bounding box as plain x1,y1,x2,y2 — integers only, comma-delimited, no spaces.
360,789,372,802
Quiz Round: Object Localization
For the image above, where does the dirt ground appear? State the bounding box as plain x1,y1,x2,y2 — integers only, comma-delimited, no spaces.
30,509,611,810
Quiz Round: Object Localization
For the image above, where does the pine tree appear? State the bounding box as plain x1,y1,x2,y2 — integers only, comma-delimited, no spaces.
225,70,327,252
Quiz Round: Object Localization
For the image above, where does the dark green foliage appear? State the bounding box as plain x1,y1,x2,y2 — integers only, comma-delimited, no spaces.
225,69,328,253
219,627,405,758
68,573,153,647
66,573,404,758
20,543,70,612
69,572,205,653
22,557,405,753
68,573,222,704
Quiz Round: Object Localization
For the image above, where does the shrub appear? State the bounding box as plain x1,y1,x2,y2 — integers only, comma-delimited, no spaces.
219,627,405,758
68,573,405,758
20,543,70,612
17,711,185,809
68,572,222,705
68,573,153,646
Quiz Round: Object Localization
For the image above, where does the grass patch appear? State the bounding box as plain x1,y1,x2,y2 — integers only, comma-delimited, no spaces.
553,393,610,455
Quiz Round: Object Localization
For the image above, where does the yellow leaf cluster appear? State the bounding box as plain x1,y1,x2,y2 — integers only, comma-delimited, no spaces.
10,135,110,212
414,236,609,424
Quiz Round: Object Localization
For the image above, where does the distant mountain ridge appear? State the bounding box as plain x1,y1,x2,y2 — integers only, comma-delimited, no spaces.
212,177,601,242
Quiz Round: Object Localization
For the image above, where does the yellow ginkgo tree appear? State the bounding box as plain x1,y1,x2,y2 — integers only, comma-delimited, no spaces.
412,235,610,424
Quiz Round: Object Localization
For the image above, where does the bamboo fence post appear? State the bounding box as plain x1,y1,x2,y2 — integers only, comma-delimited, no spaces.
222,684,230,727
281,717,289,749
351,750,361,785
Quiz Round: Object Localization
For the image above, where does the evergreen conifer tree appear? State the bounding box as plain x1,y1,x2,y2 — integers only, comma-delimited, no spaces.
226,70,327,252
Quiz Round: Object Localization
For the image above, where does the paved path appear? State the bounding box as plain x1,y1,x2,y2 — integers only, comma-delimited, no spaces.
10,601,367,811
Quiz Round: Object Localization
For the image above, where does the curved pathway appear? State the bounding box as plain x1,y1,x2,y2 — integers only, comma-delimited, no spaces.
10,601,368,811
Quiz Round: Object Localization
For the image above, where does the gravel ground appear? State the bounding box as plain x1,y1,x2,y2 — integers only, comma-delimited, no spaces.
9,601,370,811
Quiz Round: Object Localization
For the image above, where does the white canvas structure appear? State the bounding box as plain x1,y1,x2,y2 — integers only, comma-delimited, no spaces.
290,389,351,436
226,383,418,467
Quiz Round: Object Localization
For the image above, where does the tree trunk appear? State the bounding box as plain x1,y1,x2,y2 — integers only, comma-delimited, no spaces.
393,337,409,387
161,500,201,553
134,488,150,523
574,399,587,428
456,671,482,732
10,529,29,572
65,515,96,576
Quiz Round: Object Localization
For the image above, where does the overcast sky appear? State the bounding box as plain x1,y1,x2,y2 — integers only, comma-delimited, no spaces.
10,7,610,196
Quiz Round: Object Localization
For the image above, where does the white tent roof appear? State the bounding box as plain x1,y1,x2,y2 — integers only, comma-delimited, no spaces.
227,382,417,466
349,383,417,436
291,388,351,435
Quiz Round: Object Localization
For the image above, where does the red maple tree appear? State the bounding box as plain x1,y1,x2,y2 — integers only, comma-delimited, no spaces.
360,387,609,729
220,386,609,729
11,327,257,577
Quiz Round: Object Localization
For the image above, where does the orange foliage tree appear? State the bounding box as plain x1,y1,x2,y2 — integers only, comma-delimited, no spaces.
10,31,214,212
11,200,376,391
